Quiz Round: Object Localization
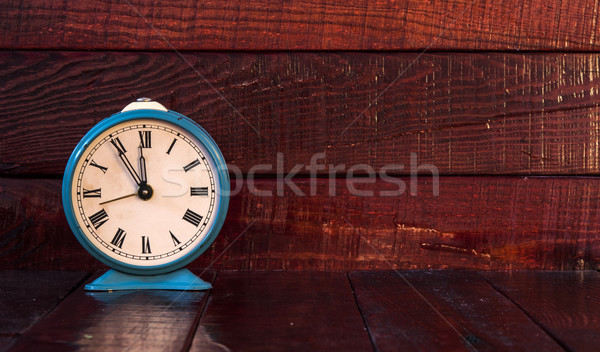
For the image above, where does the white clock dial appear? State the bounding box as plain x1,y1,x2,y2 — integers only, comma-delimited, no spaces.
70,119,220,267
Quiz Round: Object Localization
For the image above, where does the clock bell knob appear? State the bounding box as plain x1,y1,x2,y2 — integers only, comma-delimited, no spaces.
121,98,168,112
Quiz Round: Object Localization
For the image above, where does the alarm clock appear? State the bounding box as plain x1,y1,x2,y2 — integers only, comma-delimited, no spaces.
62,99,229,290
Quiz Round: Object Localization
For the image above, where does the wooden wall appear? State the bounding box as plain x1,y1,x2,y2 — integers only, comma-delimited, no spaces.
2,0,600,271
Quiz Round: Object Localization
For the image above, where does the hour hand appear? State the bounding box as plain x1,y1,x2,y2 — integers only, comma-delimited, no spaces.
111,138,141,186
139,145,147,184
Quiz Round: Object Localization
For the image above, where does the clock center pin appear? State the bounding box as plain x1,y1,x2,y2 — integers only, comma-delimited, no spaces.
137,183,153,200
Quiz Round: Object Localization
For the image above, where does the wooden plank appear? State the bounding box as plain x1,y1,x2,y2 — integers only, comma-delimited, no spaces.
0,270,88,340
2,176,600,271
1,0,599,51
481,271,600,352
0,179,92,270
190,271,372,351
10,270,216,351
4,51,600,176
350,270,562,351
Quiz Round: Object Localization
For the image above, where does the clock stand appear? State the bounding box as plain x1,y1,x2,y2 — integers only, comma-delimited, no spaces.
85,268,211,291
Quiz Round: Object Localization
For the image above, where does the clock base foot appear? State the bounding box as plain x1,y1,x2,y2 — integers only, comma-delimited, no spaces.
84,268,212,291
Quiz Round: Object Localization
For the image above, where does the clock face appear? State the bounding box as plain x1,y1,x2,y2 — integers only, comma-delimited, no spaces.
66,116,224,272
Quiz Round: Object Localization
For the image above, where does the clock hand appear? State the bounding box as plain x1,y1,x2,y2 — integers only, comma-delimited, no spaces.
99,193,137,205
139,145,147,184
133,145,154,201
120,153,142,185
111,140,142,186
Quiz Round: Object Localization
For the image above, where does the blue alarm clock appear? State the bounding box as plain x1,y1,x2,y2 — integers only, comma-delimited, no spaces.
62,99,229,291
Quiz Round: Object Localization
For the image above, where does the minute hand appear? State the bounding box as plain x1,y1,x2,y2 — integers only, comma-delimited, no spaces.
111,140,142,185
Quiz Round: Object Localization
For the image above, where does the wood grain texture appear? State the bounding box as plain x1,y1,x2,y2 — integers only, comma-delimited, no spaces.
10,270,215,352
2,0,600,51
0,179,88,270
191,271,372,352
350,270,562,351
481,271,600,352
0,270,88,336
4,51,600,176
2,176,600,271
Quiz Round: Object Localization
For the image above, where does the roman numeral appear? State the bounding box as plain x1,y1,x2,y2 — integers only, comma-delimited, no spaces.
89,160,108,174
183,159,200,172
190,187,209,196
111,228,126,248
169,231,181,246
138,131,151,148
141,236,151,254
89,209,109,229
182,209,203,227
83,188,101,198
110,137,127,154
166,138,177,155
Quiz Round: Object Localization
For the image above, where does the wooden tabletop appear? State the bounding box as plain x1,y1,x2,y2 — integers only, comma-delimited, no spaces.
2,270,599,351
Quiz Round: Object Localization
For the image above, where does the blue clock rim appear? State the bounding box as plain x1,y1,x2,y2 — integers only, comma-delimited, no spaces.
62,109,230,276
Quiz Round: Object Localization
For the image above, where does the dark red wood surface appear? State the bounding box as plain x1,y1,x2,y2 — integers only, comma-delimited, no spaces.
1,1,600,51
2,177,600,272
4,51,600,176
1,4,599,337
350,270,562,351
191,271,372,352
0,270,88,338
482,271,600,352
0,179,86,270
5,270,598,351
9,270,215,352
